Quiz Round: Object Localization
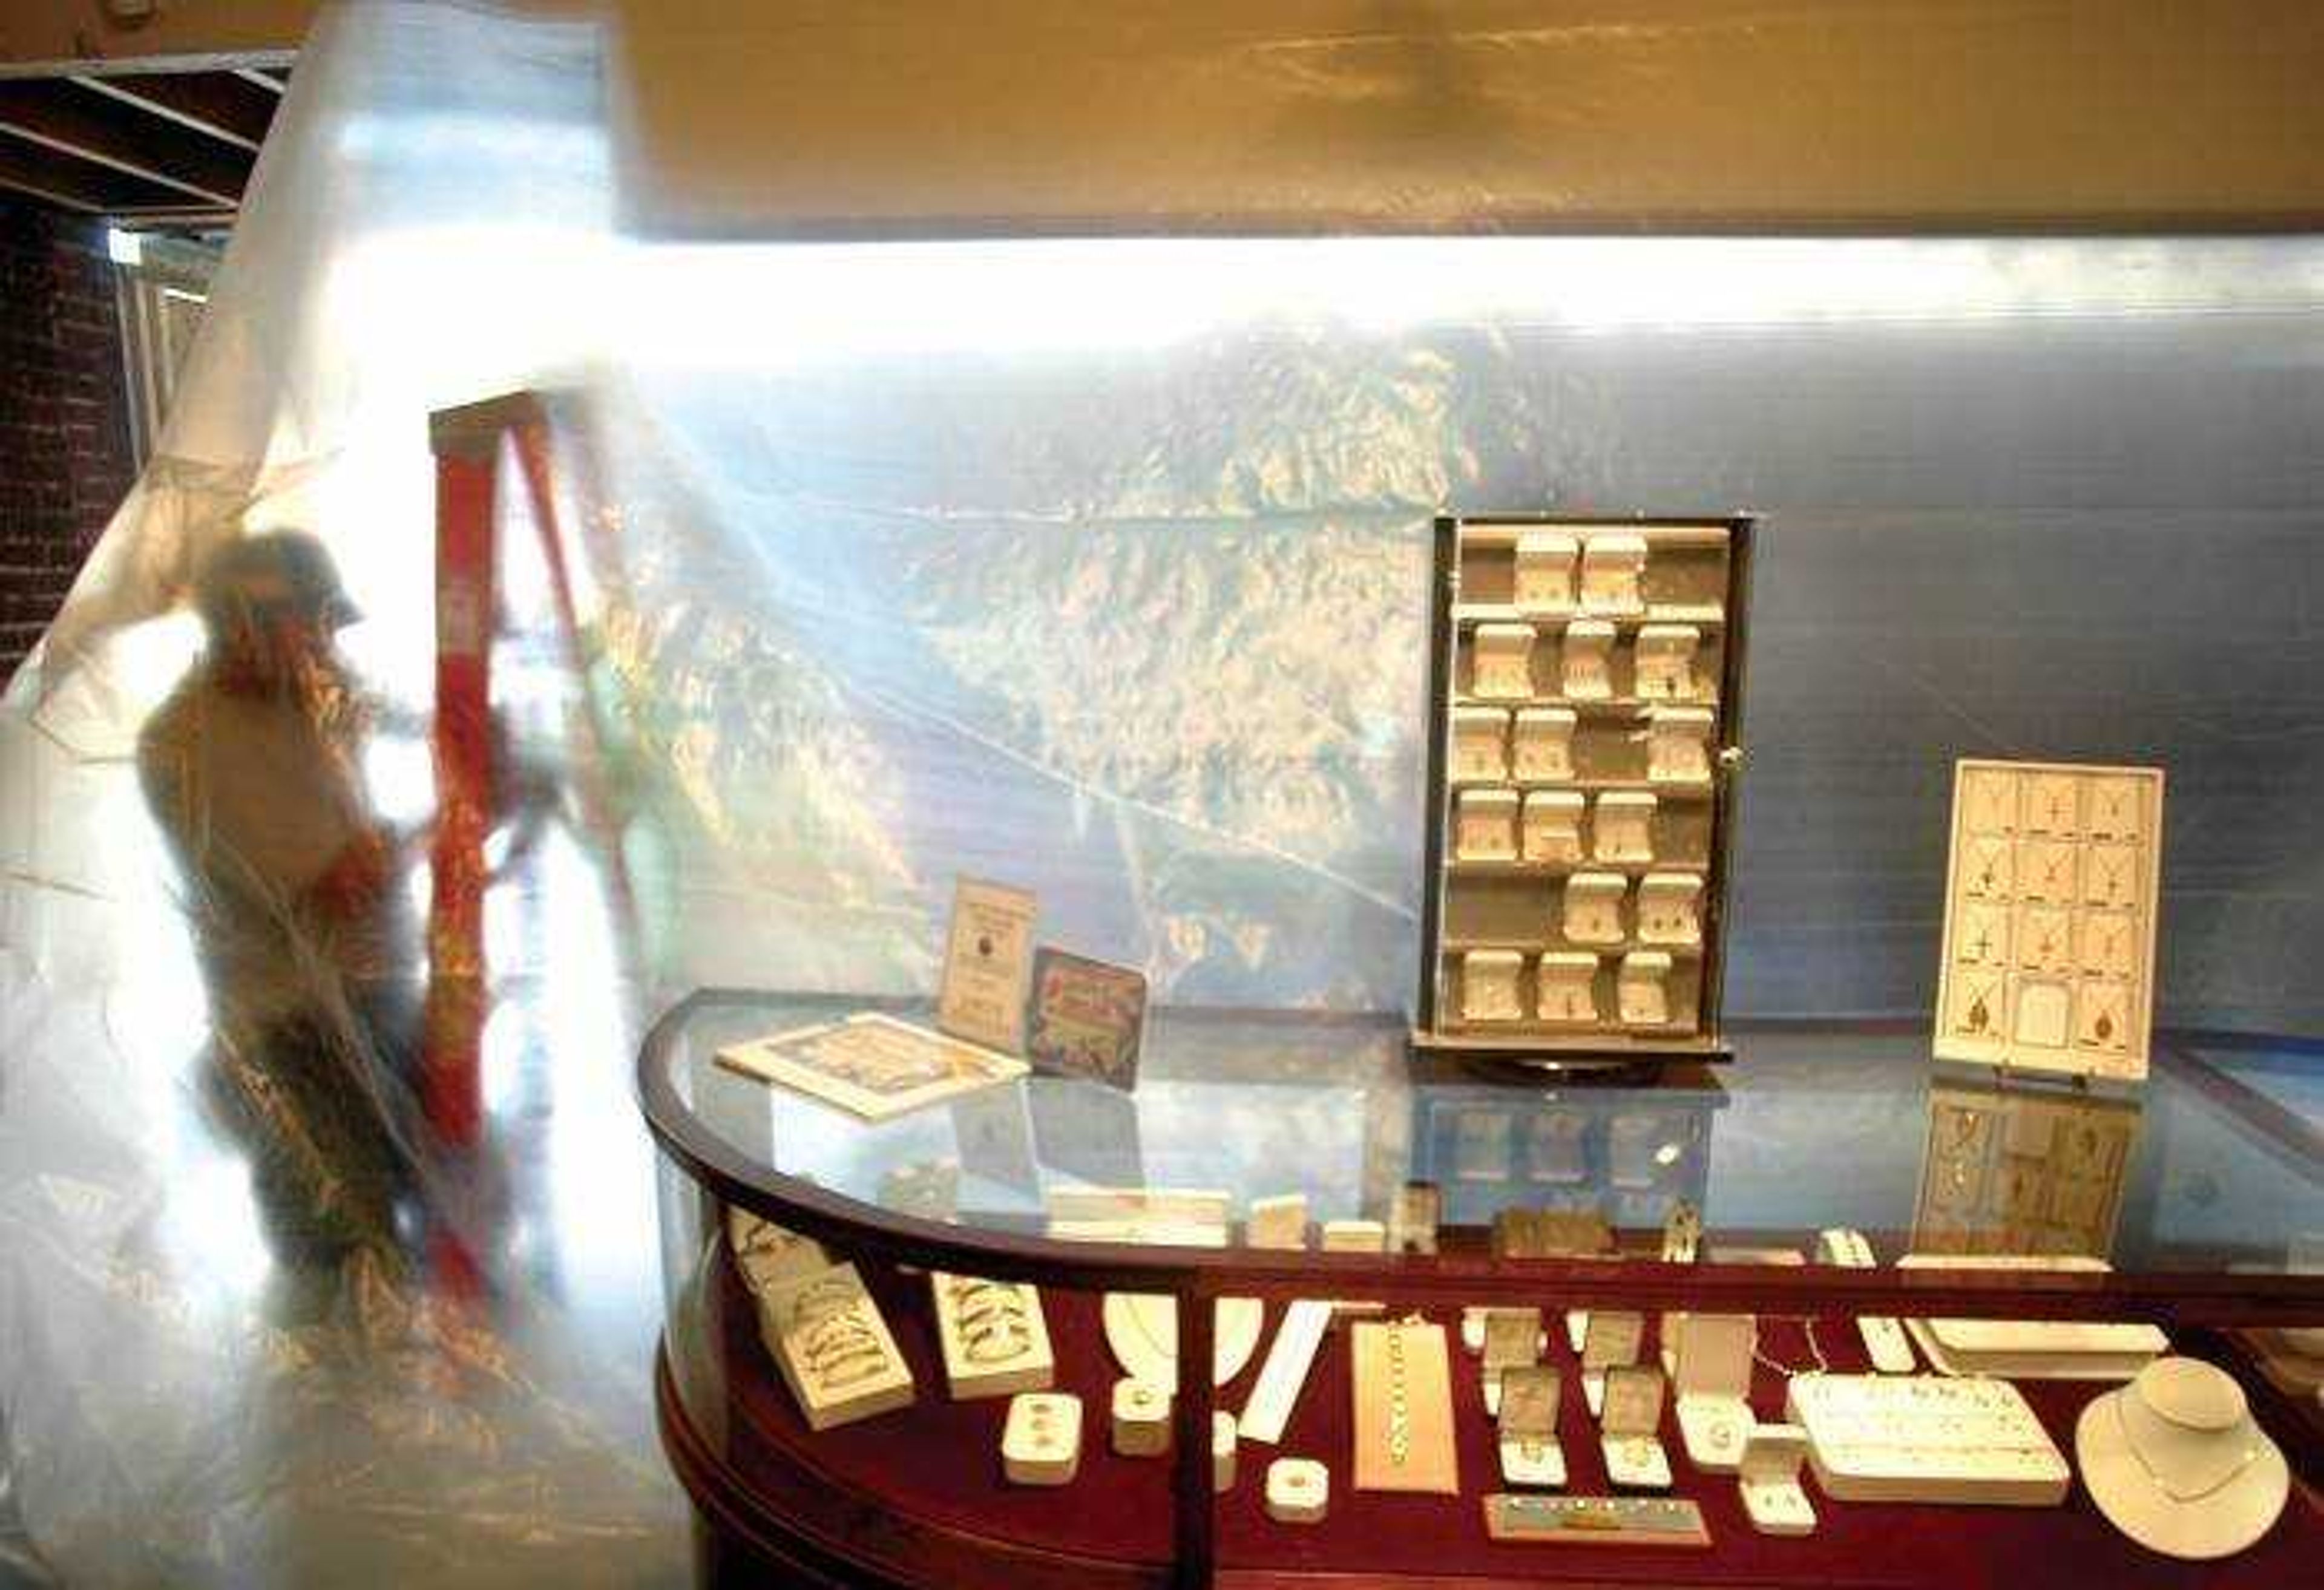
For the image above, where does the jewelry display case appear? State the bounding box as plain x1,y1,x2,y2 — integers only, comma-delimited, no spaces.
1415,515,1756,1068
640,990,2323,1589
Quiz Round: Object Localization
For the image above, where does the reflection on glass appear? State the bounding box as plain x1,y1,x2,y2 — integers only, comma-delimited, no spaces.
1912,1080,2142,1260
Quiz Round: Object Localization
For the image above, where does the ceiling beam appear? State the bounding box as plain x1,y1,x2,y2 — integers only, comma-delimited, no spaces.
73,71,277,150
0,50,295,81
0,79,249,205
0,132,189,212
232,67,287,94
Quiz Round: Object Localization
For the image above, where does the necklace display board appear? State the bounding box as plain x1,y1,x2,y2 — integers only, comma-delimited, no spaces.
1414,515,1755,1067
1934,760,2165,1082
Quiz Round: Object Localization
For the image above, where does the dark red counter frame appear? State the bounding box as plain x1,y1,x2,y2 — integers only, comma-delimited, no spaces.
636,989,2324,1589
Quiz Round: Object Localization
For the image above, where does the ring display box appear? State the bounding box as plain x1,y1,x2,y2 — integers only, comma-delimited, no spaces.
1496,1364,1567,1488
1674,1313,1758,1473
1739,1422,1818,1536
1600,1364,1674,1490
1001,1392,1082,1485
1451,707,1510,782
1418,515,1753,1067
1521,791,1586,863
1265,1457,1330,1523
1593,792,1656,863
1511,707,1577,780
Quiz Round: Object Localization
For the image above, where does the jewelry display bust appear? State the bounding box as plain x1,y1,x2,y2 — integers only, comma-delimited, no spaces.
2075,1357,2290,1560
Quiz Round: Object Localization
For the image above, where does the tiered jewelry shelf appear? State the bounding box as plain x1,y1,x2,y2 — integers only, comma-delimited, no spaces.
1416,515,1756,1066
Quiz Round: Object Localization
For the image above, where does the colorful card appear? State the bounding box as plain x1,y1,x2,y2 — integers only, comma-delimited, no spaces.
1025,947,1147,1090
937,877,1037,1054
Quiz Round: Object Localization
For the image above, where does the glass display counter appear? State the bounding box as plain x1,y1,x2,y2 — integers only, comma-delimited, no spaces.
639,989,2323,1589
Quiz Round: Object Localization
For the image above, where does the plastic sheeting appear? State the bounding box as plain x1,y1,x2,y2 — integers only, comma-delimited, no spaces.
4,0,2324,1583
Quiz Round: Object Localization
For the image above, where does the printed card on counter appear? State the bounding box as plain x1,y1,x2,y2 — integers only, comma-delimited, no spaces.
937,877,1038,1054
1025,948,1147,1090
718,1012,1028,1122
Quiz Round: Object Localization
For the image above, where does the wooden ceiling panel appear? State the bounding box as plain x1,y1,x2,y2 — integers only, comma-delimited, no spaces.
0,73,272,221
74,71,278,149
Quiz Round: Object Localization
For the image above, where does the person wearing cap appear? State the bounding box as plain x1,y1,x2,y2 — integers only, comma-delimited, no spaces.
139,531,423,1276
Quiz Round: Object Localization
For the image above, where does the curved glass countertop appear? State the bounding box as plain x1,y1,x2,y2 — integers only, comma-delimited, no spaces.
640,989,2324,1321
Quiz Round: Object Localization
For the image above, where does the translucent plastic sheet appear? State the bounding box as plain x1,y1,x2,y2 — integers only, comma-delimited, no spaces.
4,1,2324,1585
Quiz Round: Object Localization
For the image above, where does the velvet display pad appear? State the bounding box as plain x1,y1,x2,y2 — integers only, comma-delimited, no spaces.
684,1252,2320,1585
1350,1320,1460,1494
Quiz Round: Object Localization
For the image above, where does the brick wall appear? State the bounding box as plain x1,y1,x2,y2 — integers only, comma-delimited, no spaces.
1,197,136,683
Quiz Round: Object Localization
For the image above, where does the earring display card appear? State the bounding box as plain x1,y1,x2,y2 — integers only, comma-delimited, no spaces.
1934,759,2165,1082
1421,516,1751,1062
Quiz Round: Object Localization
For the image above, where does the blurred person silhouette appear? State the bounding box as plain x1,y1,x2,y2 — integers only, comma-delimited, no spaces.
139,532,427,1286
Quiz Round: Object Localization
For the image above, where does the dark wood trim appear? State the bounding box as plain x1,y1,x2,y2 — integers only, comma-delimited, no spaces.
0,79,250,205
71,72,275,151
1413,514,1456,1033
640,990,2324,1327
1702,514,1754,1044
660,1343,1172,1589
1171,1278,1217,1590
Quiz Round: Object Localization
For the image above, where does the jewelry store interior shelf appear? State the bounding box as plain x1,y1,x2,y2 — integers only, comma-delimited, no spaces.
1415,515,1755,1068
639,990,2324,1589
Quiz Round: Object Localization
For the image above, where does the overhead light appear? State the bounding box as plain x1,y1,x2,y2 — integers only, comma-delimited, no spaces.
105,226,143,266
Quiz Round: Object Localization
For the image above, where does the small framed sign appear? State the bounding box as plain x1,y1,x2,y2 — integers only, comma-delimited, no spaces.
937,877,1038,1054
1025,948,1147,1090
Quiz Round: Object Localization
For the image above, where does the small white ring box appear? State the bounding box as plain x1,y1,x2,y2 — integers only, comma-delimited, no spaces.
1452,707,1509,782
1002,1392,1083,1486
1647,706,1715,785
1461,950,1525,1024
1598,1364,1673,1490
1512,707,1577,780
1618,951,1674,1028
1212,1411,1238,1493
1472,624,1535,700
1580,1310,1646,1417
1482,1307,1544,1416
1561,620,1617,699
1514,532,1580,613
1456,787,1520,860
1244,1192,1309,1251
1522,790,1586,863
1265,1457,1330,1523
1563,873,1627,946
1464,1306,1552,1356
1536,952,1601,1025
1111,1377,1171,1458
1673,1314,1756,1473
1634,623,1702,702
1739,1422,1816,1536
1592,792,1656,863
1638,873,1702,946
1580,534,1648,614
1320,1217,1387,1252
1497,1364,1567,1489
